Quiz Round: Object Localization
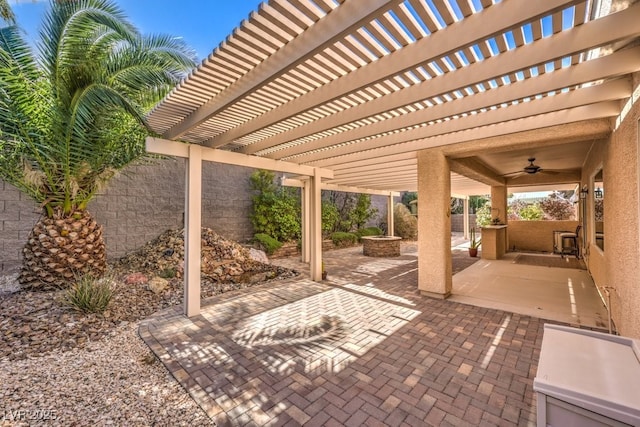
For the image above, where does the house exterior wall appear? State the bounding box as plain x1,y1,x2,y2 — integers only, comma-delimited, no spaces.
583,72,640,338
0,158,255,273
508,220,579,253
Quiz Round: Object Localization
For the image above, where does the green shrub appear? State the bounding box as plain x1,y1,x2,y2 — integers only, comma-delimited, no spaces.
253,233,283,255
249,170,301,242
330,231,358,247
393,203,417,240
519,203,544,221
348,194,378,230
475,201,492,227
355,227,382,240
64,273,113,313
158,267,176,279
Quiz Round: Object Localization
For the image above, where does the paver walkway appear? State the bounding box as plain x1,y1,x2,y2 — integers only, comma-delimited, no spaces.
140,247,547,426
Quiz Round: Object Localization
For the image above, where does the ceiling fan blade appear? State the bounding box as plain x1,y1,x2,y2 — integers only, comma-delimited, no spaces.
503,170,526,177
539,169,563,175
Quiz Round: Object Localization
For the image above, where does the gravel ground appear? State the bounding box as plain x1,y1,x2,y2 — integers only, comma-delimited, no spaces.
1,265,296,426
0,321,213,427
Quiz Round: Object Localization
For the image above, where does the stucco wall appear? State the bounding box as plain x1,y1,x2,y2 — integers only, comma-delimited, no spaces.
582,72,640,338
508,220,579,253
602,73,640,338
0,157,255,273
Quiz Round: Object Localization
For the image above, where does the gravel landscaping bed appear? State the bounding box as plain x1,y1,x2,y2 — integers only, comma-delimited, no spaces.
0,267,297,426
0,229,299,426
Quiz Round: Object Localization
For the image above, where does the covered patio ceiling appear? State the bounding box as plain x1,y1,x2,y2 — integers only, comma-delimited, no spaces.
146,0,640,196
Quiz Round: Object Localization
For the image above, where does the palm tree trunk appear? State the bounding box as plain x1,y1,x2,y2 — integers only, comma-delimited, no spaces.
19,209,106,290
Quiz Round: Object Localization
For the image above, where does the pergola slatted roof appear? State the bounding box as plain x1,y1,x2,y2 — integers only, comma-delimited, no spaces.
147,0,640,194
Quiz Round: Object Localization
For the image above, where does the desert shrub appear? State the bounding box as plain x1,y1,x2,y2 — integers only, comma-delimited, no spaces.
253,233,283,255
158,267,177,279
348,194,378,230
355,226,382,240
539,193,575,220
250,170,301,241
519,204,544,220
393,203,417,240
64,273,114,313
331,232,358,247
475,201,492,227
322,200,340,238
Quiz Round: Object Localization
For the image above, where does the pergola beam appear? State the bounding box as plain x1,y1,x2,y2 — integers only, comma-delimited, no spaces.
215,0,584,150
266,47,640,160
449,157,506,187
163,0,403,140
306,100,622,167
282,177,401,196
146,137,333,178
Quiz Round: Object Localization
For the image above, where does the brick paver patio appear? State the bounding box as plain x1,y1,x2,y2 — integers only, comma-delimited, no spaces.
140,247,546,426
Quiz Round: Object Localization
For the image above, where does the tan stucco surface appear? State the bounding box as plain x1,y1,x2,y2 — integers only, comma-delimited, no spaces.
508,220,580,253
583,72,640,338
417,150,452,298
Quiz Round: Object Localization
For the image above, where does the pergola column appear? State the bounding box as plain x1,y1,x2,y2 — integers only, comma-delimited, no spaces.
309,168,323,281
417,150,452,298
184,144,202,317
387,192,395,236
301,179,311,263
463,196,470,239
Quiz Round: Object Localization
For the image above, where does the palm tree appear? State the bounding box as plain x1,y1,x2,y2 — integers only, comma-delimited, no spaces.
0,0,196,289
0,0,15,25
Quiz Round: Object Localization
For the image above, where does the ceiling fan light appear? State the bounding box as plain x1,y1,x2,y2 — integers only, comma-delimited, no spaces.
524,165,539,174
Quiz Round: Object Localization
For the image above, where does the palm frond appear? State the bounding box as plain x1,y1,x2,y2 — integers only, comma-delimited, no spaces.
1,0,196,216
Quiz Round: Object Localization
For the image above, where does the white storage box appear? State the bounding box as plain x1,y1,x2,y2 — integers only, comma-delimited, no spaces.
534,324,640,427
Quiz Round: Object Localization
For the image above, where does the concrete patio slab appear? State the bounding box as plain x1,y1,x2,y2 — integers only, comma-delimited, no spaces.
451,253,608,330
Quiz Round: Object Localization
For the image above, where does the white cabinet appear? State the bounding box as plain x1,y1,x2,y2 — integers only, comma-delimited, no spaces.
534,325,640,427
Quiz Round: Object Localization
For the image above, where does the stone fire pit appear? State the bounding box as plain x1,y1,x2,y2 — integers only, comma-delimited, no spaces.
361,236,402,257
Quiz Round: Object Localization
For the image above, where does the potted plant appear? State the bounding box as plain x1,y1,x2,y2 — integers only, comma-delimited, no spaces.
469,227,481,257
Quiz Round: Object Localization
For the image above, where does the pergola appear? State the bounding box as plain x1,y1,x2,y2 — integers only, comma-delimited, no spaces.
146,0,640,316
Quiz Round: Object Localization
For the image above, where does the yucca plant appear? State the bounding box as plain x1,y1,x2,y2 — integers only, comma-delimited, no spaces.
64,272,114,314
0,0,196,290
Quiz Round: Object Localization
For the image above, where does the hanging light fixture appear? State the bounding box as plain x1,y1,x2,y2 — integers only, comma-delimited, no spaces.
594,187,603,199
580,187,588,199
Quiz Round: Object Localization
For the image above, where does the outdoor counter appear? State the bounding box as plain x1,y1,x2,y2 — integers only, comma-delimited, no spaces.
480,225,507,260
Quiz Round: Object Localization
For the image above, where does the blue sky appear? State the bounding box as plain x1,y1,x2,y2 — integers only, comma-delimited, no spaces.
10,0,263,61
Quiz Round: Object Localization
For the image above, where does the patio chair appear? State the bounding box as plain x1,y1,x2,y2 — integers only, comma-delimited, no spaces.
560,225,581,258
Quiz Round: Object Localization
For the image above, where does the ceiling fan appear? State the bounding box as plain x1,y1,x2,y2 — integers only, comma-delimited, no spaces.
504,157,561,177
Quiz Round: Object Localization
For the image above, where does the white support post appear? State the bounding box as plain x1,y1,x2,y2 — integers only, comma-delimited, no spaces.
184,144,202,317
301,179,311,263
387,192,395,236
310,168,323,281
463,196,470,239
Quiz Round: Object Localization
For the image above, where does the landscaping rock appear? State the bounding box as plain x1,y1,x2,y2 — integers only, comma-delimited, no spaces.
249,248,270,264
147,277,168,294
123,272,148,285
116,228,295,285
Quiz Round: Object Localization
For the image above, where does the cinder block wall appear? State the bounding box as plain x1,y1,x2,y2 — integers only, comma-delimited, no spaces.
0,157,255,273
0,182,41,274
451,214,477,232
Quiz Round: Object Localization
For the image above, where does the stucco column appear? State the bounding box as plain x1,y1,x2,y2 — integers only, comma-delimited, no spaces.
417,150,452,298
184,144,202,317
309,168,323,281
490,185,508,224
491,184,508,252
